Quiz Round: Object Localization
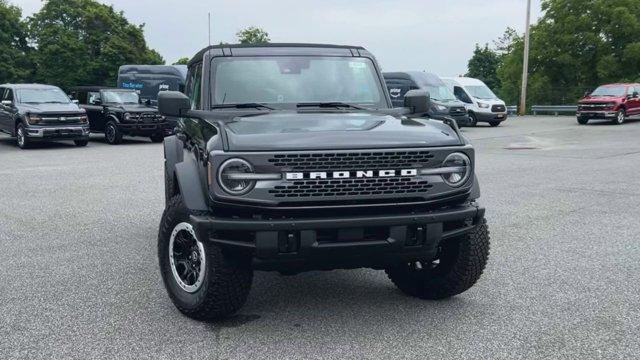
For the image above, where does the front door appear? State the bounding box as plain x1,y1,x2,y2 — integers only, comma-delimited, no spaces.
82,91,106,132
626,86,640,117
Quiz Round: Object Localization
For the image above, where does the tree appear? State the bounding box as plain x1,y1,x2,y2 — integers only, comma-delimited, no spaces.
492,0,640,107
236,26,270,44
172,57,190,65
466,44,501,92
0,0,32,83
28,0,164,89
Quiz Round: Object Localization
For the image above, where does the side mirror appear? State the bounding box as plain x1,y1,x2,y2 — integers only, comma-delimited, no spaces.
71,99,79,104
1,100,12,107
158,91,191,117
404,89,430,115
633,91,639,98
93,99,102,105
584,91,591,97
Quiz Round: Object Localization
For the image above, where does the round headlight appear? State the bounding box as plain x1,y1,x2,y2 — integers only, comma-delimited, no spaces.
218,158,255,195
441,152,471,187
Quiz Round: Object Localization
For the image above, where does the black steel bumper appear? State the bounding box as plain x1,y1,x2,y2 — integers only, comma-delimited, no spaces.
190,203,485,271
118,122,173,136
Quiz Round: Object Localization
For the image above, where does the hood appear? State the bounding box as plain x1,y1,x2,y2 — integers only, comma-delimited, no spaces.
579,96,622,104
108,103,158,112
473,98,505,105
18,102,83,114
222,111,461,151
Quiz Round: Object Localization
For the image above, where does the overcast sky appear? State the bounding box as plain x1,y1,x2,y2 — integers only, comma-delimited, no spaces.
17,0,543,76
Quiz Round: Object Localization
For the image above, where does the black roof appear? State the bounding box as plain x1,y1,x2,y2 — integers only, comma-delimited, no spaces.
188,43,367,66
69,86,134,92
0,83,62,90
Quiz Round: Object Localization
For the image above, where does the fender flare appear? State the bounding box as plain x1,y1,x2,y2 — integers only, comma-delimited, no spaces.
469,174,481,200
164,135,208,211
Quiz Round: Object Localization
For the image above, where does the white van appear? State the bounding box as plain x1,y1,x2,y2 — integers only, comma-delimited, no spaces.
442,77,507,127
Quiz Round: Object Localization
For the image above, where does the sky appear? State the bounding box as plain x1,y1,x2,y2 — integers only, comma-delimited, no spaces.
16,0,543,76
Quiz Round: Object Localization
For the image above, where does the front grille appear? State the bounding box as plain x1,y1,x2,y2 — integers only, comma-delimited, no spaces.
40,113,85,124
579,103,609,110
130,113,161,123
491,105,506,113
268,177,433,198
268,151,434,171
449,106,466,115
43,129,83,137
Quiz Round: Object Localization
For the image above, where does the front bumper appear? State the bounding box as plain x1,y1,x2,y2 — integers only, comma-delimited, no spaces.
26,125,90,140
475,112,507,122
190,202,485,271
431,113,472,127
118,121,173,136
577,110,617,119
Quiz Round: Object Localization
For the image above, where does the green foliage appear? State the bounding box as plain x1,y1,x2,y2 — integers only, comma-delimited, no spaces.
173,57,190,65
236,26,270,44
466,44,501,91
28,0,163,89
484,0,640,107
0,0,33,83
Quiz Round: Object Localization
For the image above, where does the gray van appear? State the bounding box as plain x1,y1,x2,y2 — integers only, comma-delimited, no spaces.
384,71,471,126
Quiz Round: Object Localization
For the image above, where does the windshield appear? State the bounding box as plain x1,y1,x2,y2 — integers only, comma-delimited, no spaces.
425,85,457,101
590,86,627,97
17,88,70,104
102,91,139,104
211,56,387,108
466,85,497,99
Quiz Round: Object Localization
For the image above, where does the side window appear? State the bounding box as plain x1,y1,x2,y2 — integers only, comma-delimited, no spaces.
186,63,203,109
88,91,100,105
3,89,14,102
385,79,417,107
454,86,472,104
0,88,6,101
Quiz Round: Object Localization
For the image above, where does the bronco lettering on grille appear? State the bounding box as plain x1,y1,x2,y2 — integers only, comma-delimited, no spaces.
285,169,418,180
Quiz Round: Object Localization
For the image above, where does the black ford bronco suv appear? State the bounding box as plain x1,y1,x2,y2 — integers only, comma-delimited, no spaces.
69,86,171,144
157,44,490,320
0,84,90,149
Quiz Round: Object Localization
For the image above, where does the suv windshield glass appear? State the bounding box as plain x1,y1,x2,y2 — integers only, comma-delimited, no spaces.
591,86,627,97
211,56,386,108
102,90,139,104
465,85,497,99
17,88,70,104
425,85,457,101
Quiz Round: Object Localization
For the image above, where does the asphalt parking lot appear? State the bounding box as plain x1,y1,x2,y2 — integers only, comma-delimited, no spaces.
1,115,639,359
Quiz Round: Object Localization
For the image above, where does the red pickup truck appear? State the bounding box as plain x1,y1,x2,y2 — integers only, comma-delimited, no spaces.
577,83,640,125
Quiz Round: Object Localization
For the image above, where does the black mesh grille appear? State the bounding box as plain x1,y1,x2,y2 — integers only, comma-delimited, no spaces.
491,105,506,113
268,177,433,198
268,151,434,171
449,106,466,115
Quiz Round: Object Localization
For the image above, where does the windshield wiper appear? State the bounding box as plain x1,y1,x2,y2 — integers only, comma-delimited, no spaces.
211,103,274,110
296,102,366,110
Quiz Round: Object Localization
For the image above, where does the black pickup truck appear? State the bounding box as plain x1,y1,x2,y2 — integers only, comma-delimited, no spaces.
0,84,90,149
69,86,172,144
155,43,490,320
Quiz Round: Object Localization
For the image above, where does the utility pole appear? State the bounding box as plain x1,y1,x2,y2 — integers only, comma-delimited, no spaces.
519,0,532,116
208,12,211,45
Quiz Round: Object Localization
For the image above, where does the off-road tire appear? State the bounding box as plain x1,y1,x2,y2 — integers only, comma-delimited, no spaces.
577,116,589,125
468,112,478,127
74,139,89,147
164,168,177,205
105,121,123,144
489,121,501,127
150,134,164,143
386,219,490,299
158,195,253,321
612,109,625,125
16,123,31,149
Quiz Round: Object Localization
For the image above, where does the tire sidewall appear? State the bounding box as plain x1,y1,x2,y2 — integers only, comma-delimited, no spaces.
105,121,121,144
158,198,213,310
468,112,478,127
16,124,27,148
615,109,625,125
